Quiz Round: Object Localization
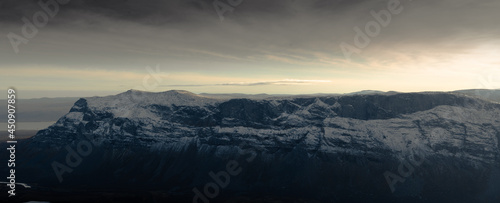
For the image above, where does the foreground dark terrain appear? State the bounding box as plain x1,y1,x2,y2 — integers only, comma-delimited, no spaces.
2,90,500,202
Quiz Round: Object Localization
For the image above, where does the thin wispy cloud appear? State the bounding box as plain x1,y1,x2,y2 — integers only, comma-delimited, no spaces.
166,79,331,87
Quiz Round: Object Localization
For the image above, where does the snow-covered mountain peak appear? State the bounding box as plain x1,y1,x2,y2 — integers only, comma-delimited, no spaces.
64,90,222,119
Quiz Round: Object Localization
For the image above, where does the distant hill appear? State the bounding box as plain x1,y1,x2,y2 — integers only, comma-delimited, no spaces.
452,89,500,103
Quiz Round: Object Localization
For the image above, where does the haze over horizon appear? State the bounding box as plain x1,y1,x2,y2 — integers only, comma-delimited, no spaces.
1,0,499,98
1,88,499,100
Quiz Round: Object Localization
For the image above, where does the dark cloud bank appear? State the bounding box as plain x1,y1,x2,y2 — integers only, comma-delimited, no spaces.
0,0,498,70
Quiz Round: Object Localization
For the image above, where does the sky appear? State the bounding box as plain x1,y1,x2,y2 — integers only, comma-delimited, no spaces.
0,0,499,99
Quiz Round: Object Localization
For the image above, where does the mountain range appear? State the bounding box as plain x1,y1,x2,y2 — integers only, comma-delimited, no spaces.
3,89,500,202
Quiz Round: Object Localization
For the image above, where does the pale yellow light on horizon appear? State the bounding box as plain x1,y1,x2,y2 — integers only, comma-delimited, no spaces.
1,43,499,98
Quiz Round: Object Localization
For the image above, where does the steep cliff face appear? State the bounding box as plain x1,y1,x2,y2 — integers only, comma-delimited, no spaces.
13,90,500,202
